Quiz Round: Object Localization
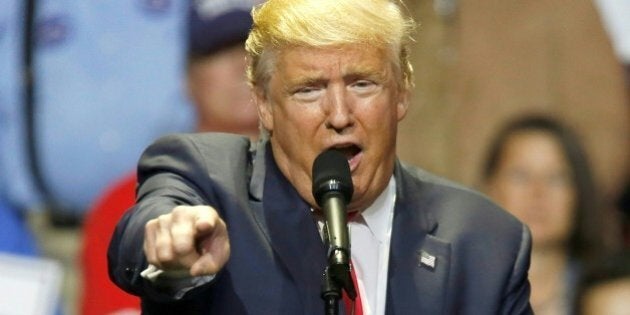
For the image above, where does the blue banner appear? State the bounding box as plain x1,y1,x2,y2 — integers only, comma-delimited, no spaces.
0,0,195,216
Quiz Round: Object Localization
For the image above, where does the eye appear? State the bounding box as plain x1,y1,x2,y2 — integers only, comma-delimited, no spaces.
349,80,378,94
293,86,323,102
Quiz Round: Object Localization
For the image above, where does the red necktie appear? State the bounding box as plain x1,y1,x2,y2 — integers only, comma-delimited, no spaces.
342,262,363,315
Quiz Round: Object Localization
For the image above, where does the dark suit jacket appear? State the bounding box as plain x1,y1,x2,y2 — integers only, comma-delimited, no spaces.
108,133,533,314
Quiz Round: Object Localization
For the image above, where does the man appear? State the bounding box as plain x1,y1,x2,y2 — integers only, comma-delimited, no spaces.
109,0,533,314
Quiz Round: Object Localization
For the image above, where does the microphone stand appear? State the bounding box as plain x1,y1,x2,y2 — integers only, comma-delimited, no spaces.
320,223,355,315
321,265,341,315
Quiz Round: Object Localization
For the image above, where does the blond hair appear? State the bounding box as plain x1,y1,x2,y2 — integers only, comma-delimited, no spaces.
245,0,415,92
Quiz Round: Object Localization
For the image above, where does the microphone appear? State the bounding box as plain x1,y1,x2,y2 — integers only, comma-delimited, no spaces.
312,149,356,301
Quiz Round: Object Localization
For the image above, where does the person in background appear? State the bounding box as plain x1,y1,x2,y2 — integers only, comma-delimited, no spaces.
481,115,610,315
576,250,630,315
108,0,533,313
80,2,260,314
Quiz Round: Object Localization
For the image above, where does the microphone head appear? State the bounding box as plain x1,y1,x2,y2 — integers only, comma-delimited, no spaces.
312,149,354,207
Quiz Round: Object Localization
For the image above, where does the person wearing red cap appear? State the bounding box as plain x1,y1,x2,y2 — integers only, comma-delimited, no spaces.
79,1,260,314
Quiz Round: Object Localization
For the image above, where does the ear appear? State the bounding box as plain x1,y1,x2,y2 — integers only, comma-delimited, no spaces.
396,89,410,121
255,86,274,132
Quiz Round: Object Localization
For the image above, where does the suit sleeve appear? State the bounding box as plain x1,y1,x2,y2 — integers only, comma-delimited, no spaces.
500,223,534,315
107,134,221,302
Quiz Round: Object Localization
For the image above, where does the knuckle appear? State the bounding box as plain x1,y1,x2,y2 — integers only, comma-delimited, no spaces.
171,205,191,216
157,214,171,225
172,205,188,216
145,219,157,231
156,249,173,263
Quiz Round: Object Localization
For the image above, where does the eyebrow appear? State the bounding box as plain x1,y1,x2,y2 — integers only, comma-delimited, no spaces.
288,69,387,86
288,76,327,88
343,64,389,82
282,76,327,95
344,70,387,82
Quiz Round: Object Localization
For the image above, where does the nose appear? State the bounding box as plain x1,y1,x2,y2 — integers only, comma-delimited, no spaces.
529,176,554,202
324,87,354,133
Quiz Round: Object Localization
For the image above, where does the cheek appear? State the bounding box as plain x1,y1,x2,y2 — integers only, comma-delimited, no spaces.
489,182,528,213
274,105,319,131
271,106,323,151
358,101,399,135
548,188,576,230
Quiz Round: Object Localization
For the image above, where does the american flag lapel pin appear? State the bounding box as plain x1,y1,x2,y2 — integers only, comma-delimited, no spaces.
418,250,436,270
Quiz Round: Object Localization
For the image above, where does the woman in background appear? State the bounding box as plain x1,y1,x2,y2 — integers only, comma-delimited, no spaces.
481,115,607,315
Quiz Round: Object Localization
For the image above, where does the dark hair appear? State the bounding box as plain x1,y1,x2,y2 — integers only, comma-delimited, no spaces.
575,250,630,315
482,115,602,260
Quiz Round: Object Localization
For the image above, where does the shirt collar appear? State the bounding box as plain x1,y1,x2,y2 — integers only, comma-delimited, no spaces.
351,176,396,243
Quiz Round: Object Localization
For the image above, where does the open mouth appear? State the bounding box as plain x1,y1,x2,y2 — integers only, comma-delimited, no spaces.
330,144,362,171
333,144,360,159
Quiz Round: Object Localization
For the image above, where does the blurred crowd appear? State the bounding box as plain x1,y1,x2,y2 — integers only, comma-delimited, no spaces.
0,0,628,315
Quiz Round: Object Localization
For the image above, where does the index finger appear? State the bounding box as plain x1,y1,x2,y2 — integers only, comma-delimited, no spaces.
193,206,220,234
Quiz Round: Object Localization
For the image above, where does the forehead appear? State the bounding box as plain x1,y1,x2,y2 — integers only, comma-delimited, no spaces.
505,131,561,152
501,131,569,167
274,45,392,79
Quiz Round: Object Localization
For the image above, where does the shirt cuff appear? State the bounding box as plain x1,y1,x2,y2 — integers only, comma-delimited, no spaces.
140,264,215,299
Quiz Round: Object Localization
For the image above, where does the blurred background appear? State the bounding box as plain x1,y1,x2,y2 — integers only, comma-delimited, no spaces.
0,0,628,314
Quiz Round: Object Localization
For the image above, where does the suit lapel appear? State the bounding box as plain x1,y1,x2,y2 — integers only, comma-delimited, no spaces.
261,145,328,313
387,162,451,314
